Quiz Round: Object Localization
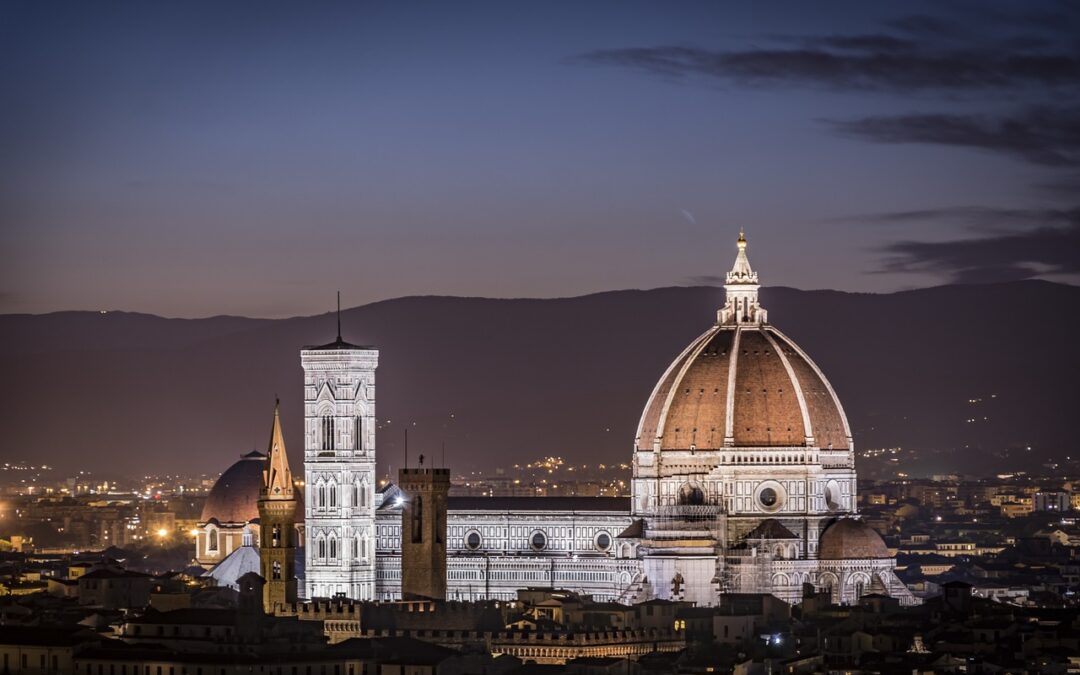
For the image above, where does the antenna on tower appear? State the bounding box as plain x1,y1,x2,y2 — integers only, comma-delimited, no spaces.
336,291,342,341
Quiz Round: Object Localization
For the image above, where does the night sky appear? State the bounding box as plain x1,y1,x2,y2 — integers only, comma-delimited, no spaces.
2,1,1078,318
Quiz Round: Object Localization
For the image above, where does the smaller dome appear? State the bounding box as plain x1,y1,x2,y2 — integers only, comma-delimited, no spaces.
201,451,266,524
819,518,889,559
200,450,305,525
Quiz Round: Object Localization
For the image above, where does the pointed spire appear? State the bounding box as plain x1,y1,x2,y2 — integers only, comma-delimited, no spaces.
726,228,757,285
262,399,295,500
718,230,767,326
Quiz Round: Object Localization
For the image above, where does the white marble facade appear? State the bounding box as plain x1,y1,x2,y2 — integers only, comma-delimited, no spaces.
302,340,379,600
295,236,914,607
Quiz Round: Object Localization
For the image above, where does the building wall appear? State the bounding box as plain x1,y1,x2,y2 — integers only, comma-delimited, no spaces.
195,523,255,567
374,507,636,601
399,468,450,600
302,347,379,600
0,645,74,675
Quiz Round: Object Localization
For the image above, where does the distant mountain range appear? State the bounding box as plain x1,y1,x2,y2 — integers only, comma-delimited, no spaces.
1,281,1076,478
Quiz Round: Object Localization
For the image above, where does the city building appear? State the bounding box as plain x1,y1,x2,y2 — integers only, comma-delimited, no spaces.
301,318,380,601
195,235,912,607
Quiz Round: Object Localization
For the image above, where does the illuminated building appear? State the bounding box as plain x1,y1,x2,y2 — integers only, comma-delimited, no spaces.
198,235,912,606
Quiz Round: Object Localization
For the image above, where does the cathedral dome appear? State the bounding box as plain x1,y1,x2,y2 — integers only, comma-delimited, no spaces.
818,518,889,559
200,451,267,524
635,235,851,453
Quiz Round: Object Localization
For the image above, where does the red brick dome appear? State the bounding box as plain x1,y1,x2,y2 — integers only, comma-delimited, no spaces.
635,324,851,452
818,518,889,559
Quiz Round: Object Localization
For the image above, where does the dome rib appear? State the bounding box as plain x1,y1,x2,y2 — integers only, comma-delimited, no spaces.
657,328,734,450
635,326,716,451
770,327,852,450
634,328,705,449
654,326,720,447
732,329,806,446
722,327,741,445
761,329,815,446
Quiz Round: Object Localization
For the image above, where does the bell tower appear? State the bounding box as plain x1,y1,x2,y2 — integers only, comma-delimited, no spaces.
258,402,298,612
302,297,379,600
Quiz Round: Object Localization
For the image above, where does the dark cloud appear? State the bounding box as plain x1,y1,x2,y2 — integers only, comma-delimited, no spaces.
885,14,961,39
873,207,1080,283
574,37,1080,93
803,34,917,53
686,274,726,285
574,6,1080,94
836,205,1080,230
826,106,1080,167
1035,174,1080,196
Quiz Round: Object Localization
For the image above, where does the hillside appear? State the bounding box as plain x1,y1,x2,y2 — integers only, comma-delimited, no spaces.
0,281,1076,477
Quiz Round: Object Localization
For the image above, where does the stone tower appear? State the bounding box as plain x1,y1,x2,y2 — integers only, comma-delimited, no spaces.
257,402,298,612
302,310,379,600
398,466,450,600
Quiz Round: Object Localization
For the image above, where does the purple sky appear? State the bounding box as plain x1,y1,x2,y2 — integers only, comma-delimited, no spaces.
2,1,1077,318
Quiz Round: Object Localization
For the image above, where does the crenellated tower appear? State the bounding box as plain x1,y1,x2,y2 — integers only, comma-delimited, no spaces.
302,305,379,600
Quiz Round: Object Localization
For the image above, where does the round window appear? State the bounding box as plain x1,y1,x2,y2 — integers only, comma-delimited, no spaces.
531,531,547,551
759,487,778,507
465,531,482,550
595,532,612,551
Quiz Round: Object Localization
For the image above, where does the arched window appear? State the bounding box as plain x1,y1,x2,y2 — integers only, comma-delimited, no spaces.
208,529,218,552
329,484,337,508
854,578,866,600
318,483,326,509
361,536,368,560
321,415,335,450
272,525,281,547
317,537,326,559
355,416,363,450
272,560,282,580
411,496,423,543
353,537,359,559
352,483,359,507
360,482,369,508
329,537,337,559
678,484,705,506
